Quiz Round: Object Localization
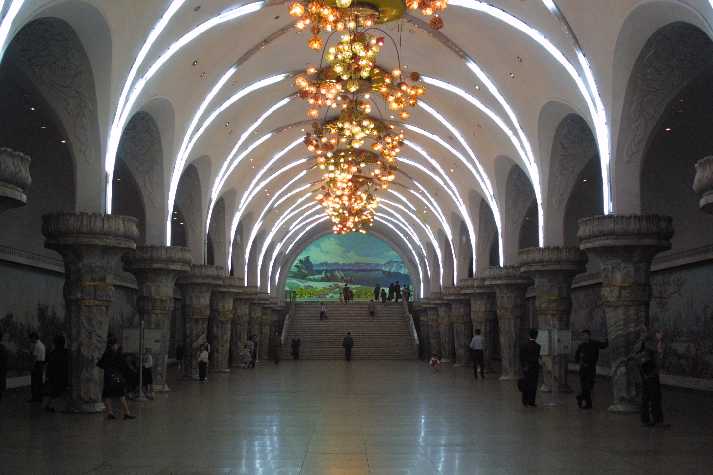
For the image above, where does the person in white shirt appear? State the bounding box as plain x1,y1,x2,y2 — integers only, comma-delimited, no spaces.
142,349,154,399
29,332,46,402
198,344,209,382
469,329,485,379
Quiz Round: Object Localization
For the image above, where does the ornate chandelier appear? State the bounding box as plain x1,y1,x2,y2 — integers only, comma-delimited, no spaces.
289,0,434,234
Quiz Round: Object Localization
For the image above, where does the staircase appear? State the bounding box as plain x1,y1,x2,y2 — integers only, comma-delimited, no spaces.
282,302,417,360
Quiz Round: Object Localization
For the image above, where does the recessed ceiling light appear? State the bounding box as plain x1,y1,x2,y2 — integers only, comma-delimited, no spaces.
582,178,588,183
508,72,515,78
664,127,672,132
60,139,67,144
29,106,36,111
192,59,198,66
193,5,201,12
40,125,47,129
224,121,230,127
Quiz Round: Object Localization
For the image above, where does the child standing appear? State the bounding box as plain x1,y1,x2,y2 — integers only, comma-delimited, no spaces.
198,344,209,382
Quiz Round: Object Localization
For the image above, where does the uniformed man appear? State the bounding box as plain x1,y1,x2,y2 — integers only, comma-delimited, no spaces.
574,330,608,409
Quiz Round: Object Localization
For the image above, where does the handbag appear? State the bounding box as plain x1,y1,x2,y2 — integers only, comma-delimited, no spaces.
108,371,125,392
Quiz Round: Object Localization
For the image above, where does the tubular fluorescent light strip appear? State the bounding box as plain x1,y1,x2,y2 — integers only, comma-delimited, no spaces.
374,218,425,298
410,184,458,285
260,201,320,292
401,143,477,273
376,211,431,281
168,73,287,242
451,0,611,214
417,101,504,264
229,159,308,278
206,130,301,243
105,1,266,211
381,199,443,287
246,173,309,287
271,216,328,291
0,0,24,61
267,214,322,291
419,77,541,249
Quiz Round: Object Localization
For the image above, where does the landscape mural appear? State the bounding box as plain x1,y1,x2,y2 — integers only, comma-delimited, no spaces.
286,233,411,301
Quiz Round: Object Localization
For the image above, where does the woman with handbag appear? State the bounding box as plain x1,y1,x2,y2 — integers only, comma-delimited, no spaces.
97,336,136,420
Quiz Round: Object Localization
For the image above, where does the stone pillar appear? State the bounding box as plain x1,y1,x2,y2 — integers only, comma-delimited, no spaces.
259,298,273,361
444,288,470,365
177,265,223,379
210,277,241,372
693,156,713,214
434,298,453,362
467,278,497,372
425,304,440,357
231,287,255,367
414,304,430,359
125,246,191,391
578,215,672,412
484,266,531,380
0,147,31,212
520,247,586,393
42,213,138,412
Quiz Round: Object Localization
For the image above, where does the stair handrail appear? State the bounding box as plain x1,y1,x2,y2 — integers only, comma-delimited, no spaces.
280,291,297,345
401,296,419,348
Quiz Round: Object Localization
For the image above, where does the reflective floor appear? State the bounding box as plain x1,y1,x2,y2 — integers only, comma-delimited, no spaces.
1,360,712,474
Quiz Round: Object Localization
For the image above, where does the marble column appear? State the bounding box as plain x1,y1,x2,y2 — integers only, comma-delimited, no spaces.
435,298,453,363
414,304,430,359
42,213,138,412
125,246,191,391
578,215,673,413
693,156,713,214
231,287,255,367
466,278,497,372
210,277,242,372
259,298,273,361
0,147,31,212
177,265,224,379
425,304,440,358
444,289,470,365
520,247,586,393
484,266,531,380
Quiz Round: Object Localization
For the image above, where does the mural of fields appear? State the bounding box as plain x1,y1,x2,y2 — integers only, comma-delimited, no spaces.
286,233,411,301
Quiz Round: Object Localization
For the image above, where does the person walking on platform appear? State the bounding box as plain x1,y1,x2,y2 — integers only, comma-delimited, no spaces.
373,285,381,302
320,302,327,321
394,282,402,302
380,288,387,303
291,338,301,360
639,328,668,428
388,283,395,301
28,332,46,403
342,332,354,361
368,299,376,320
469,329,485,379
519,329,541,407
574,330,608,409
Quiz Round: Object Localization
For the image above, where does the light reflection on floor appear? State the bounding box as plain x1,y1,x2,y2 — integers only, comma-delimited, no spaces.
1,360,712,474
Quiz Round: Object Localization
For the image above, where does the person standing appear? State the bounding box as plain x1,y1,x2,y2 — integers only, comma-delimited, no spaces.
175,343,185,374
342,332,354,361
380,288,387,303
574,330,608,409
319,302,327,321
368,299,376,320
97,336,135,420
519,329,541,407
28,332,46,403
249,334,258,368
0,330,7,402
43,334,69,411
291,338,301,360
198,344,209,382
388,283,395,301
394,282,402,302
373,285,381,302
640,329,667,427
402,285,410,303
469,329,485,379
142,348,154,399
271,329,281,365
343,284,350,303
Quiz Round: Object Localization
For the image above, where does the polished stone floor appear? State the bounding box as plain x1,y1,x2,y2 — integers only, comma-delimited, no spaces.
1,361,712,475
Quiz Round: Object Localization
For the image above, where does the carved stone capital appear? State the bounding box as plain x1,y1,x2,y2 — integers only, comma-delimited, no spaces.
519,246,587,276
693,156,713,214
125,245,192,273
0,147,31,212
577,214,673,258
483,266,531,289
43,212,139,251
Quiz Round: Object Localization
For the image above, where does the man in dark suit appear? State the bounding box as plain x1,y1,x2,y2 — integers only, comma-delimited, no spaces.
342,332,354,361
519,329,541,407
574,330,608,409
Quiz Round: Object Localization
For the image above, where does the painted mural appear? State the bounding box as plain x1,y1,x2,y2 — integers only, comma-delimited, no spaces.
286,233,411,301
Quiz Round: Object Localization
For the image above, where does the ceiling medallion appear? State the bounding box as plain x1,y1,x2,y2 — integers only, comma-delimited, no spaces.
289,0,434,234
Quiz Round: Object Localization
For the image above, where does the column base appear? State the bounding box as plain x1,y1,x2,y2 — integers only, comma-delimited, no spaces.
153,384,171,393
608,401,640,414
499,374,519,381
210,368,231,374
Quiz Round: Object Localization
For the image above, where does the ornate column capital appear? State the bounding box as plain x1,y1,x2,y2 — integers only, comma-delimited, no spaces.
125,245,192,274
0,147,31,212
577,214,673,258
483,265,532,289
43,212,138,251
693,156,713,214
519,246,587,276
